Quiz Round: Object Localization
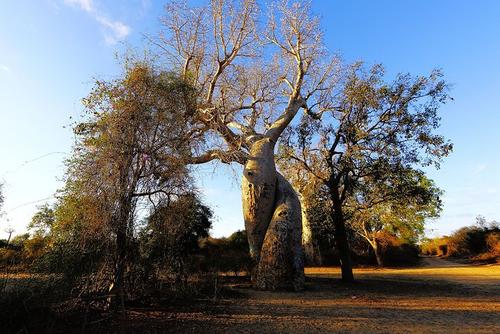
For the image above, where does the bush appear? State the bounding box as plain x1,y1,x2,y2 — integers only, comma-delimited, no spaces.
447,226,487,257
23,236,48,263
376,232,420,266
139,195,213,286
383,243,420,266
0,275,70,334
422,217,499,262
420,237,449,256
486,232,500,256
198,231,252,275
0,248,22,266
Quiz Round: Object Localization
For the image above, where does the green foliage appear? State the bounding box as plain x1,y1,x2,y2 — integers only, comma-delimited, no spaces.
375,231,420,266
280,62,451,270
198,230,252,275
354,170,442,240
139,194,213,282
420,236,449,256
28,204,55,237
43,60,201,299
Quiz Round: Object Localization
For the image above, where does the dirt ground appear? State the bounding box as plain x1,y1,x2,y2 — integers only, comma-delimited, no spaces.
3,258,499,333
102,258,499,334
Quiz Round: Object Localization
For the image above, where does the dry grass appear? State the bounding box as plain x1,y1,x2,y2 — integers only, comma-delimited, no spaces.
306,261,500,286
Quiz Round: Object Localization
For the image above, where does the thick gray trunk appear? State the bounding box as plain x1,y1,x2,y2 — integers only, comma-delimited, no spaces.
242,138,304,291
300,197,322,266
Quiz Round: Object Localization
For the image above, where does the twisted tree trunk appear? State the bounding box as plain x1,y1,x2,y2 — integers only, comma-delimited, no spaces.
242,137,304,291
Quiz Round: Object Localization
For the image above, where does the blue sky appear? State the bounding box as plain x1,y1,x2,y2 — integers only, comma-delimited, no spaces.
0,0,499,239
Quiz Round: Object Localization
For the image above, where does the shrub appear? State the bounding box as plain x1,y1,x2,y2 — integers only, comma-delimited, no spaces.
447,226,487,257
198,231,252,275
0,275,70,334
422,217,499,262
420,237,449,256
376,232,420,266
0,248,22,266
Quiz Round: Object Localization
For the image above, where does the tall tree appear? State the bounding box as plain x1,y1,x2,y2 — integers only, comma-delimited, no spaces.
281,63,452,281
69,61,198,304
158,0,339,290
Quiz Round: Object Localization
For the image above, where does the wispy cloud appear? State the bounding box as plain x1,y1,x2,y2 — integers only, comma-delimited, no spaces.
0,65,9,72
473,163,487,174
63,0,130,44
95,16,130,44
65,0,93,12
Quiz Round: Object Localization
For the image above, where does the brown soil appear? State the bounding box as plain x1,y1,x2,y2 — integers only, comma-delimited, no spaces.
105,260,500,333
4,259,500,333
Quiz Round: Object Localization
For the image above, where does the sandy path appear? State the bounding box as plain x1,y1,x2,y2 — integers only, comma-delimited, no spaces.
419,256,467,267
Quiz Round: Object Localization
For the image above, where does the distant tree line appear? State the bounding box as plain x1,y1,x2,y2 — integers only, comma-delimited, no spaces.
421,216,499,262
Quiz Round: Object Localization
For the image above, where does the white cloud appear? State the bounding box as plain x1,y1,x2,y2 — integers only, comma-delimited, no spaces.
96,16,131,44
63,0,130,44
0,65,9,72
64,0,93,13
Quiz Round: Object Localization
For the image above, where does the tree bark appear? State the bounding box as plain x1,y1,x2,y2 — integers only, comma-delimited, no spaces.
330,189,354,282
110,227,127,309
300,196,322,266
242,137,304,291
371,238,384,267
109,192,132,310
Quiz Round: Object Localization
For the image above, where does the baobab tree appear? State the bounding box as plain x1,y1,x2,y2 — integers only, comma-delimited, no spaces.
157,0,339,290
276,152,322,265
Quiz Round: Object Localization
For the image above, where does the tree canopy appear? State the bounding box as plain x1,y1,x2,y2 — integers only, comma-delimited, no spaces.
280,62,452,278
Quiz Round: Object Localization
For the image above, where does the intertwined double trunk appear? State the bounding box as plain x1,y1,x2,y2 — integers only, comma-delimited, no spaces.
242,137,304,291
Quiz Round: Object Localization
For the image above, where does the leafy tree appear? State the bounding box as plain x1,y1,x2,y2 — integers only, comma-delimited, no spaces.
28,204,55,237
281,63,452,280
54,60,198,304
140,194,212,283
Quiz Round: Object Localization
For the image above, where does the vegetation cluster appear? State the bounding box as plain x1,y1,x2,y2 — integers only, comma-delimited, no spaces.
421,216,500,263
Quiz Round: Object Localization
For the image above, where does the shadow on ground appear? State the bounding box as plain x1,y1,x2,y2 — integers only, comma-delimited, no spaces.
3,265,500,333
